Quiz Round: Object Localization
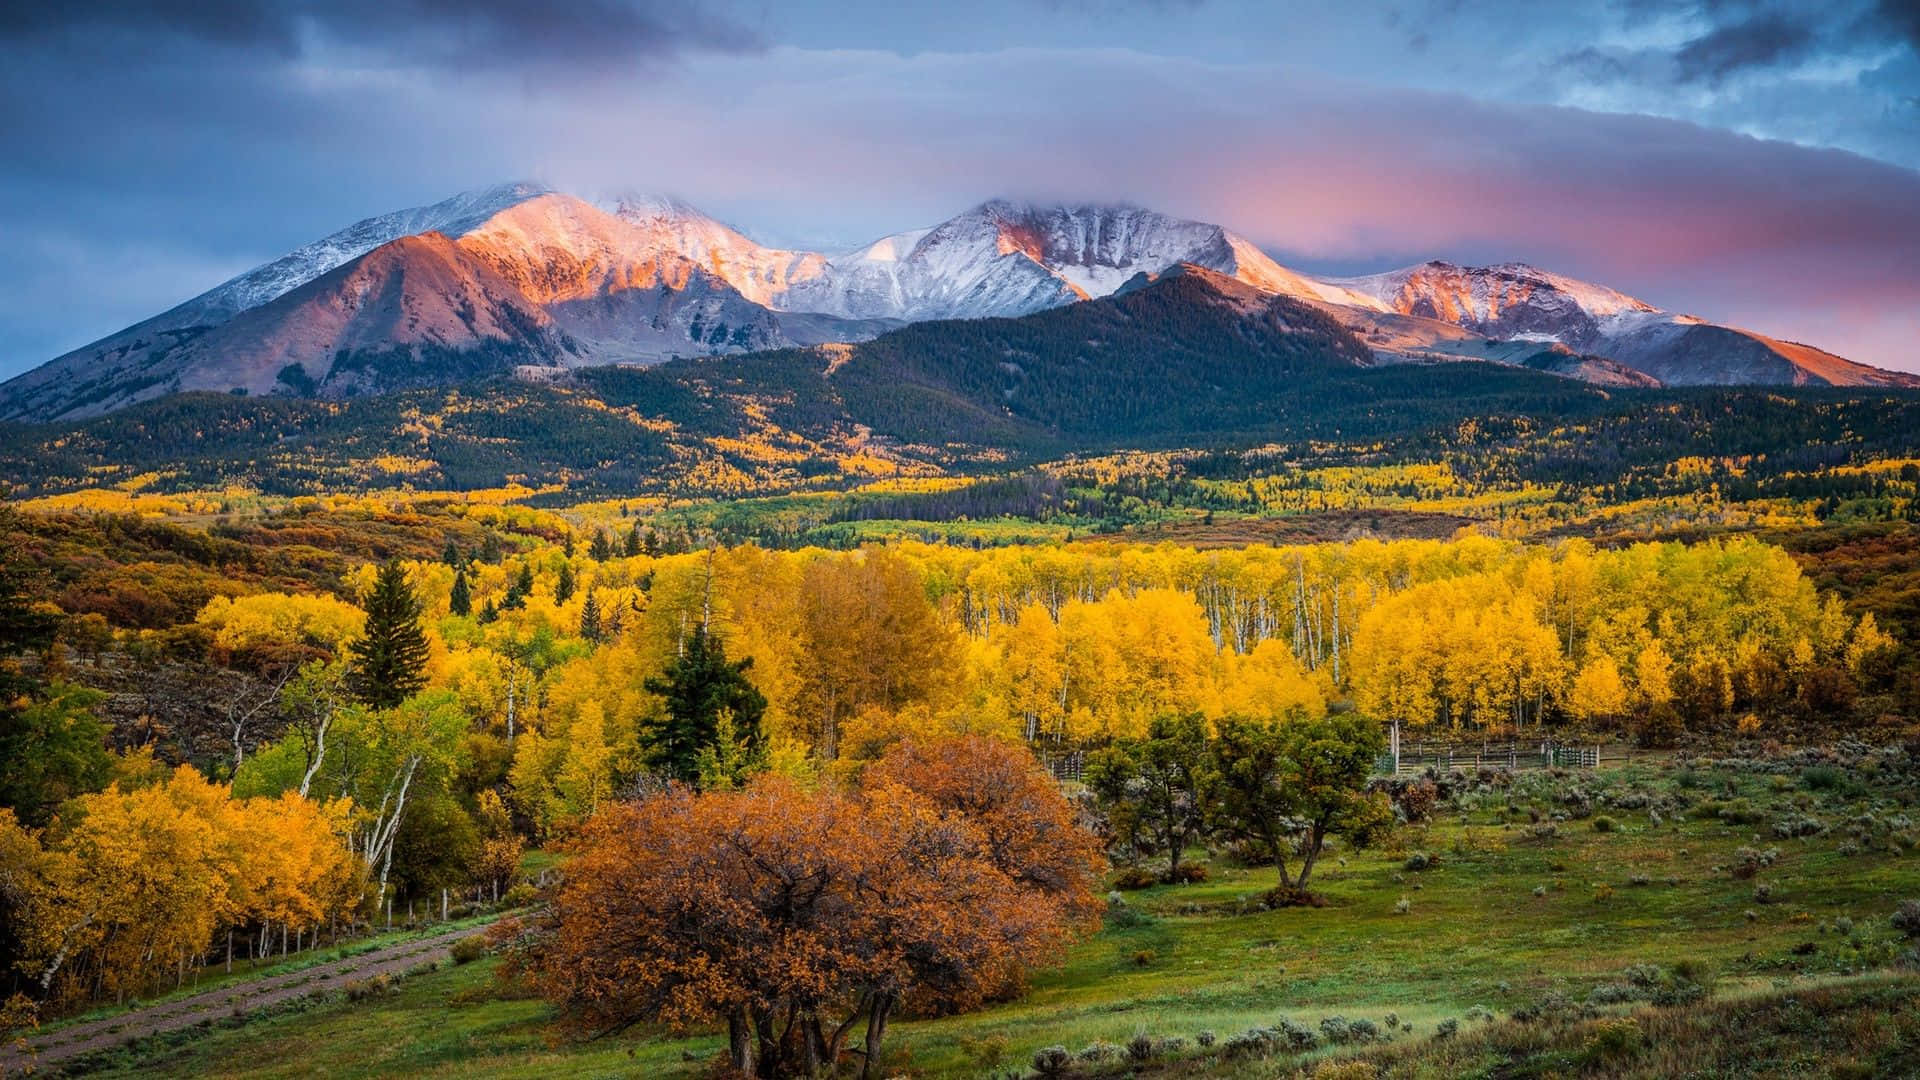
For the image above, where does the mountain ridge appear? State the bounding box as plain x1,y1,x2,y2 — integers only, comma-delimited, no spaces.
3,183,1912,421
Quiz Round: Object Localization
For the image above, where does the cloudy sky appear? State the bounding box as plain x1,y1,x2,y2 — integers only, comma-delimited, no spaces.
3,0,1918,375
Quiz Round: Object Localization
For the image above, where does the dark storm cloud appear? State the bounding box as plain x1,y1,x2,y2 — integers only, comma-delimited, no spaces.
1673,13,1816,83
1877,0,1920,48
0,1,298,51
0,0,763,70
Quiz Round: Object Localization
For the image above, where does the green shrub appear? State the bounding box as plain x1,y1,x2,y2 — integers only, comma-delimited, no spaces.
1164,863,1209,885
449,935,489,965
1581,1017,1644,1065
1112,865,1158,890
343,974,393,1002
960,1033,1009,1069
1435,1018,1460,1038
1103,900,1157,931
1591,816,1616,833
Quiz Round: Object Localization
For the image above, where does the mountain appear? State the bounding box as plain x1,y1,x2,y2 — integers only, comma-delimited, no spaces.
1320,260,1917,388
3,187,1915,422
1,267,1628,497
771,199,1383,321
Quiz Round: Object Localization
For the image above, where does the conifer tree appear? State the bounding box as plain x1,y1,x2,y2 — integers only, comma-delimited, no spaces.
589,529,614,561
348,561,430,709
502,561,533,610
579,591,602,643
448,564,472,617
624,525,643,558
555,561,576,604
640,627,767,785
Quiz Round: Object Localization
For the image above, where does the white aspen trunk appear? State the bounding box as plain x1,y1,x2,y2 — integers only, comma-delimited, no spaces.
298,710,331,799
366,755,422,906
1330,584,1343,685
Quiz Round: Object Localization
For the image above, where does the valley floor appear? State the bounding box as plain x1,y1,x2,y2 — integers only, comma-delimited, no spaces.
55,757,1920,1079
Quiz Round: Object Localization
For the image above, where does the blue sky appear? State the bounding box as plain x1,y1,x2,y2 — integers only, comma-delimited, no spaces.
2,0,1916,374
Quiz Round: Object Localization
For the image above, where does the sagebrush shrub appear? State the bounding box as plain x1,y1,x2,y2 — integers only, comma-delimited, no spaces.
1435,1018,1460,1038
1586,982,1637,1004
1031,1045,1072,1076
1622,963,1662,989
1275,1016,1319,1051
1893,900,1920,939
1126,1032,1156,1063
1076,1040,1117,1063
1221,1031,1267,1059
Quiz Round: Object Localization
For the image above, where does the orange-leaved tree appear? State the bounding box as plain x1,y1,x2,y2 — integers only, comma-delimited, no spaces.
507,736,1099,1078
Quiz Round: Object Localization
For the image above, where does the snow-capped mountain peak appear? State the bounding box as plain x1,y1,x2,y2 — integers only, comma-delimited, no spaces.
178,182,553,326
1320,259,1661,349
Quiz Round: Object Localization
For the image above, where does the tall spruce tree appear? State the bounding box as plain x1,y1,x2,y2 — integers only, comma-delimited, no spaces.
579,591,602,643
589,529,614,561
640,627,767,785
555,560,576,604
448,564,473,617
348,561,430,709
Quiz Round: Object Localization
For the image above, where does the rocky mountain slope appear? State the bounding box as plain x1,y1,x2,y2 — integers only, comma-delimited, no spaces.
1321,260,1916,388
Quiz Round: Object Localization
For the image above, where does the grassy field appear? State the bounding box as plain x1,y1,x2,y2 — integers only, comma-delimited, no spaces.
76,751,1920,1078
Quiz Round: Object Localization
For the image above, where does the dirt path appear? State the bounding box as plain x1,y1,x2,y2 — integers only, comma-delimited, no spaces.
2,922,491,1074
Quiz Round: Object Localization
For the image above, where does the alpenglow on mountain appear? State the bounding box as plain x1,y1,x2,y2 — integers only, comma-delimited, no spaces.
3,183,1913,421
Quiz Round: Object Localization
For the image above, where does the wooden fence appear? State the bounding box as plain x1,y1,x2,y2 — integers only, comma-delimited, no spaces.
1378,738,1609,776
1044,736,1629,784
